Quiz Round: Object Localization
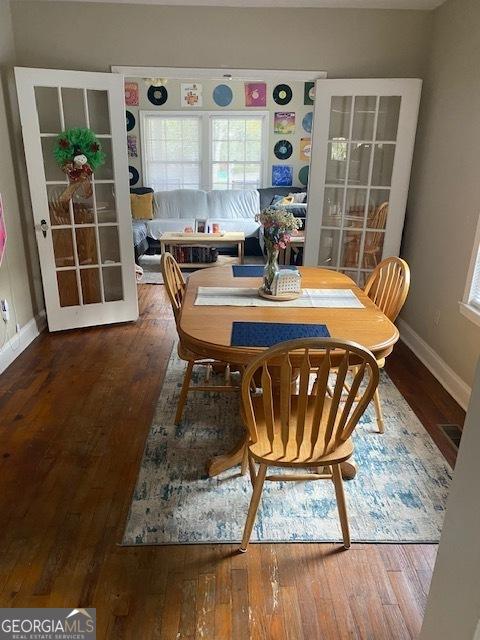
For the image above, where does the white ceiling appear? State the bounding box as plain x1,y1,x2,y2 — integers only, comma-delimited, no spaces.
20,0,446,10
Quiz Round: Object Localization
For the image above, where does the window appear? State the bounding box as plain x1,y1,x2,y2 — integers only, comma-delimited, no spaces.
210,115,265,190
141,111,266,191
460,215,480,326
142,114,201,191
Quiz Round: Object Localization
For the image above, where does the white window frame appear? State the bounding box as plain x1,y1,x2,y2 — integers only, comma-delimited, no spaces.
208,111,268,191
140,111,203,191
140,110,268,192
460,214,480,327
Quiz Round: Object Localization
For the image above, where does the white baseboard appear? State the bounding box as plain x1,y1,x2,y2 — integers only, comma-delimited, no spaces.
0,310,47,376
397,318,471,411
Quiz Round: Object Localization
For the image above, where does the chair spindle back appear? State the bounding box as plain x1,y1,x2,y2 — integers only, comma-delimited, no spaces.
241,339,379,460
364,256,410,322
365,202,389,253
160,252,186,320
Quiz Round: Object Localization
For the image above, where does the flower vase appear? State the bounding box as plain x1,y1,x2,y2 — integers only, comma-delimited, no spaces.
263,244,279,294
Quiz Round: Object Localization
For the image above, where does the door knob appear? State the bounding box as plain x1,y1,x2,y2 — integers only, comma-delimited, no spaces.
39,219,49,238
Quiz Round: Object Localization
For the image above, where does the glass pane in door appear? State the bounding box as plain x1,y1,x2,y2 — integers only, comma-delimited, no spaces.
318,229,340,267
352,96,376,141
57,270,79,307
103,266,123,301
35,87,61,132
87,90,111,134
52,229,75,267
377,96,401,141
62,88,87,129
328,96,352,139
81,268,102,304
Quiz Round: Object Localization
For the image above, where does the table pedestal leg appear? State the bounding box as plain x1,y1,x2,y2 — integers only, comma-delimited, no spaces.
208,436,247,477
340,460,357,480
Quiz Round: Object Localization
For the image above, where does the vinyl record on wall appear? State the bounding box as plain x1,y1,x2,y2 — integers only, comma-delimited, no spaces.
147,85,168,106
273,84,292,105
302,111,313,133
129,166,140,186
274,139,293,160
213,84,233,107
126,110,136,132
298,165,309,186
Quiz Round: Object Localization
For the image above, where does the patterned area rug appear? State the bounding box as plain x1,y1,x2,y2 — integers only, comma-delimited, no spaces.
123,347,452,545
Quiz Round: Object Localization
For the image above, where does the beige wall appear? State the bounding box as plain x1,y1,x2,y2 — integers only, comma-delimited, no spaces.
10,2,432,78
402,0,480,387
0,0,42,346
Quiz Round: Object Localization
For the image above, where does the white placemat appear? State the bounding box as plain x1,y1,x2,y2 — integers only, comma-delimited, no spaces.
194,287,364,308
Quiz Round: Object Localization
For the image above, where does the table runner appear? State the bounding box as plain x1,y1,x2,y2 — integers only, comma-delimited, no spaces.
194,287,364,308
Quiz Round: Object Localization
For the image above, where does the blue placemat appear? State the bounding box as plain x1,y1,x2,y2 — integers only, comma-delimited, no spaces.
232,265,298,277
231,321,330,347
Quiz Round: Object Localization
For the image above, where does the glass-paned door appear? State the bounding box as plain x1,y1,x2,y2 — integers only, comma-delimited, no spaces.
16,68,138,331
304,79,421,286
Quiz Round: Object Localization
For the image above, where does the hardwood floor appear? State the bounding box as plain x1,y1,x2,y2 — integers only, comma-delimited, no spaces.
0,285,464,639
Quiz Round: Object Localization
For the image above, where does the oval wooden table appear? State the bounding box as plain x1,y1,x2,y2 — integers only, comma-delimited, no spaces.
179,265,399,479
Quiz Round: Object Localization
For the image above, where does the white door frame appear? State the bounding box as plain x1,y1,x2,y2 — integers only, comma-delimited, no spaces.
111,66,327,82
304,78,422,269
15,67,138,331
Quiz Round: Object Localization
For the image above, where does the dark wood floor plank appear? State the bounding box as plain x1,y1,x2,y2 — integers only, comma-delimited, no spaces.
0,284,458,638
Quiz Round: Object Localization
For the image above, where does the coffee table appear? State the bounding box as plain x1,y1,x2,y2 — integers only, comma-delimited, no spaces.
159,231,245,268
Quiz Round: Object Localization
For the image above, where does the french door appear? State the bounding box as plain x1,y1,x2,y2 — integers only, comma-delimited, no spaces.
304,79,422,286
15,68,138,331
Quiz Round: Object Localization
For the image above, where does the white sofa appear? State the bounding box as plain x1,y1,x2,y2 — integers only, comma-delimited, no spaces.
146,189,261,240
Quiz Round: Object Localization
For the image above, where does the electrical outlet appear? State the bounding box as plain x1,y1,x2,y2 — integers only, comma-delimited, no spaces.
0,299,9,323
433,309,441,327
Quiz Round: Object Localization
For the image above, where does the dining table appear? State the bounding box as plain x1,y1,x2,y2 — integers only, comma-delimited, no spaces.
178,265,399,480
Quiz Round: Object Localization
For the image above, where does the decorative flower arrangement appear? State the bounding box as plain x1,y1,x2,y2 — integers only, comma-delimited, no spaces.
256,207,302,293
54,128,105,203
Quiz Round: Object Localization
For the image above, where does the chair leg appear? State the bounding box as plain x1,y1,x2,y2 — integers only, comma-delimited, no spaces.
239,463,267,553
373,387,385,434
248,453,257,486
332,464,351,549
174,360,194,425
241,443,249,476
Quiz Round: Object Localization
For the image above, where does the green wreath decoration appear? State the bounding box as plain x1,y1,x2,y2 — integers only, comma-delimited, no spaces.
54,127,105,171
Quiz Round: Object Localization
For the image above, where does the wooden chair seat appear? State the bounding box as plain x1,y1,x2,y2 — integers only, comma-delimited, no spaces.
249,395,354,467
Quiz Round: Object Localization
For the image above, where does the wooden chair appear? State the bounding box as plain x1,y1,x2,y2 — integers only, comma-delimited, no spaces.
363,256,410,433
239,338,379,552
363,202,389,269
160,252,237,424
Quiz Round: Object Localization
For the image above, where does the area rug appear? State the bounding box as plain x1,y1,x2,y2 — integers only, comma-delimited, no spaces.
123,347,452,545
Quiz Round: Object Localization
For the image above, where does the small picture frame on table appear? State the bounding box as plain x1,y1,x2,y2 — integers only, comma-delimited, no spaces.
195,219,207,233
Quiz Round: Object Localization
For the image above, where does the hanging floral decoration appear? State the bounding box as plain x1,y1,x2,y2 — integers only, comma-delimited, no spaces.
54,128,105,203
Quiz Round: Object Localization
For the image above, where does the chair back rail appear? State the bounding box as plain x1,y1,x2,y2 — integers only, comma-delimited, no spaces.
241,338,379,461
160,252,186,320
364,256,410,322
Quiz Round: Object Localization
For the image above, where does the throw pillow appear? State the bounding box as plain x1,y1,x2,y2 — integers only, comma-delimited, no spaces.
288,192,307,203
130,193,153,220
271,195,295,206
